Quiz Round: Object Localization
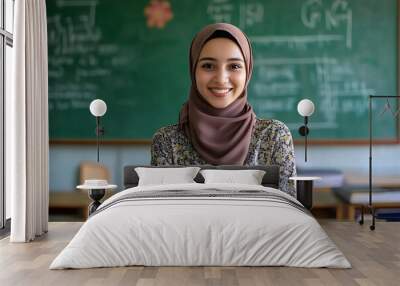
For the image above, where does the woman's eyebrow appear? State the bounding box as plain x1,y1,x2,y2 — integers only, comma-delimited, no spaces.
198,57,217,62
198,57,244,62
227,58,244,62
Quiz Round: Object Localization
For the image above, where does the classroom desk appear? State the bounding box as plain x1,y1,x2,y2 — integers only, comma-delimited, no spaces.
312,187,347,219
344,173,400,188
333,174,400,220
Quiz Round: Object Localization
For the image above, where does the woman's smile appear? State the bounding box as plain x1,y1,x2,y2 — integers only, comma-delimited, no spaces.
208,87,233,97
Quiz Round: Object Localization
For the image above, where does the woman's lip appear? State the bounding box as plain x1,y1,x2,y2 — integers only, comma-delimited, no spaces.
208,88,233,97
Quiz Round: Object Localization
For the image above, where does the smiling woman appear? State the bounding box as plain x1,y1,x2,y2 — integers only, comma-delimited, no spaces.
151,23,297,197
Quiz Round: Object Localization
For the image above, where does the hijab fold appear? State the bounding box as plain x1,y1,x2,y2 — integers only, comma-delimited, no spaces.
179,23,256,165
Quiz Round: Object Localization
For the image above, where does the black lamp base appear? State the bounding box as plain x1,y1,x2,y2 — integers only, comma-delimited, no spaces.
88,189,105,215
296,180,313,210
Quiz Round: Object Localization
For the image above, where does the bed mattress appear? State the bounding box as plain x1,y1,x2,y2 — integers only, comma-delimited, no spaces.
50,183,350,269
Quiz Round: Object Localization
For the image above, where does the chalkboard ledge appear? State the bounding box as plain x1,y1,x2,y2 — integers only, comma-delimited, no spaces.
49,138,400,145
50,139,152,145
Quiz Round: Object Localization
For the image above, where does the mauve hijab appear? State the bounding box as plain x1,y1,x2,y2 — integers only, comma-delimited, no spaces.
179,23,256,165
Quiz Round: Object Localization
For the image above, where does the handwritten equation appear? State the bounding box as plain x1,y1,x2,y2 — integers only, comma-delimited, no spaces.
251,57,376,130
208,0,352,49
207,0,264,30
48,0,128,112
206,0,385,132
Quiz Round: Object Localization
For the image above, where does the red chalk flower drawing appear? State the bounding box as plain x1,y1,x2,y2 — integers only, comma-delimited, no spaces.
144,0,173,29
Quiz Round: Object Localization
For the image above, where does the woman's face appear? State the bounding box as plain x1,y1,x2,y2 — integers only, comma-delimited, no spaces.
195,38,246,109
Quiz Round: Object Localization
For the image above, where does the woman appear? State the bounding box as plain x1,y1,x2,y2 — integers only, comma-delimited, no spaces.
151,23,297,197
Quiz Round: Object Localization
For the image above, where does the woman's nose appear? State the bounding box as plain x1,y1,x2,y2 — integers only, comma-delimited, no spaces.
214,68,229,83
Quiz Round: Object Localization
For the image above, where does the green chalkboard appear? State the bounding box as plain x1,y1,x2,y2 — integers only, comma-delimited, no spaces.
47,0,399,142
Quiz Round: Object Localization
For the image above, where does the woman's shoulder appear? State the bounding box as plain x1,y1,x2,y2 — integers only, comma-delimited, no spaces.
255,118,291,134
152,124,183,140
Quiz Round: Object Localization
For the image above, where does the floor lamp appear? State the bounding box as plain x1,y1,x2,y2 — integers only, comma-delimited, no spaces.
359,95,400,230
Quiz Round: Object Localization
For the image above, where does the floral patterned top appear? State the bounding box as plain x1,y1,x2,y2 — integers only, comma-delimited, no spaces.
151,118,297,197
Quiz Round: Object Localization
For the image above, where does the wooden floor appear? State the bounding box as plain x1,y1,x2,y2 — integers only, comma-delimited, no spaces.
0,220,399,286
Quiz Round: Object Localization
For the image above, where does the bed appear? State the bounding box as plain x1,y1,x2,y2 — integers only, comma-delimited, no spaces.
50,165,350,269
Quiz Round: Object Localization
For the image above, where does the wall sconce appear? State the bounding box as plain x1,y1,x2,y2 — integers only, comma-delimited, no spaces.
297,99,315,162
89,99,107,162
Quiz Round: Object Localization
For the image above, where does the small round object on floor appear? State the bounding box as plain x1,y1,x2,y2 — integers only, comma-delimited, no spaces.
370,225,375,231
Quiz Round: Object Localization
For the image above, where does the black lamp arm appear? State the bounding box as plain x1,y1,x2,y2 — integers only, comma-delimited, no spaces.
95,117,105,163
298,116,309,162
96,117,105,136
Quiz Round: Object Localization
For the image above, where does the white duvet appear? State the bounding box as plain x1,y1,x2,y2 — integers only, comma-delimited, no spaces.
50,183,351,269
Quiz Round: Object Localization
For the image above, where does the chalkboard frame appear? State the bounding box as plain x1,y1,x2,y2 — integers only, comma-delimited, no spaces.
49,137,400,146
49,0,400,145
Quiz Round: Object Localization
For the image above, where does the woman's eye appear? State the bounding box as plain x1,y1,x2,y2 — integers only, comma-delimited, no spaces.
201,63,214,70
230,63,243,70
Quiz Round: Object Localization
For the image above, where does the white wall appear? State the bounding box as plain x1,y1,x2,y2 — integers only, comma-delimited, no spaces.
296,145,400,176
49,144,400,192
50,144,150,192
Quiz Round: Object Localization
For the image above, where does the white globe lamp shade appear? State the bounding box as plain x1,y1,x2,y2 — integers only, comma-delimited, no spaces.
90,99,107,117
297,99,315,117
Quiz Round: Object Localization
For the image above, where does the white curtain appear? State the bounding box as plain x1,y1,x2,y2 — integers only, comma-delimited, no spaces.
7,0,49,242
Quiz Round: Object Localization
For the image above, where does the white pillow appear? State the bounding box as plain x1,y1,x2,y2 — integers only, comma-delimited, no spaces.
200,169,266,185
135,167,201,186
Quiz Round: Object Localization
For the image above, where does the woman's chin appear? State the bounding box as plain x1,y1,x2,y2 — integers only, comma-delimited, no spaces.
202,93,239,109
207,99,234,109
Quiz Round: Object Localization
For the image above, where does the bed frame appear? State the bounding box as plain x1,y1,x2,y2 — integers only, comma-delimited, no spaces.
124,165,280,189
